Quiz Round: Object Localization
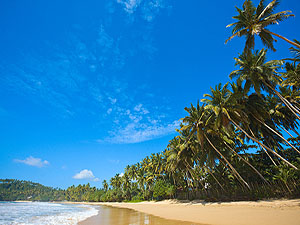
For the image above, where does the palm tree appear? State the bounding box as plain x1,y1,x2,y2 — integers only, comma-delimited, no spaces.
102,180,108,192
273,165,295,193
110,174,122,190
121,173,131,200
128,164,138,181
230,49,300,120
165,134,197,191
265,95,300,143
282,64,300,90
136,163,146,198
181,99,251,189
282,41,300,89
226,0,300,52
201,83,297,169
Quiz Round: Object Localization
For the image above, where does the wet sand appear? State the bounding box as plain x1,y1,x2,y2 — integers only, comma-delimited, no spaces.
75,199,300,225
78,205,202,225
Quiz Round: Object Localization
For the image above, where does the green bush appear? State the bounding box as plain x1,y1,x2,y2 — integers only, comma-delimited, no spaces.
152,180,175,200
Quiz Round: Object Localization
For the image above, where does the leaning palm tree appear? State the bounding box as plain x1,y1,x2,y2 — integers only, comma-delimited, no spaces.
201,83,297,169
165,135,196,190
282,63,300,89
181,100,251,189
226,0,300,52
282,41,300,89
230,49,300,120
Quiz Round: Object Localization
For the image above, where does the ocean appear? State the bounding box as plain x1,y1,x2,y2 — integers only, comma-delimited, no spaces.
0,201,98,225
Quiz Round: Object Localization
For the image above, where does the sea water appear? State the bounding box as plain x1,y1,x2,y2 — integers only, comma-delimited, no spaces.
0,201,98,225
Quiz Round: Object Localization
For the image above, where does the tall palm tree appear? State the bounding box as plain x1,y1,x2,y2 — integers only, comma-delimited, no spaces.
165,134,197,189
279,40,300,116
136,163,146,198
128,164,138,181
230,49,300,120
110,174,122,190
181,99,251,189
164,137,186,187
226,0,300,52
201,83,297,169
121,173,131,200
282,61,300,89
102,180,108,192
265,95,299,142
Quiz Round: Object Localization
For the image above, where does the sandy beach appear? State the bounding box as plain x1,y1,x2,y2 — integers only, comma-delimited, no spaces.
77,199,300,225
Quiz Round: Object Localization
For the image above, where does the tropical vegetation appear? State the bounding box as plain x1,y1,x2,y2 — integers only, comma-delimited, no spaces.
96,0,300,202
1,0,300,203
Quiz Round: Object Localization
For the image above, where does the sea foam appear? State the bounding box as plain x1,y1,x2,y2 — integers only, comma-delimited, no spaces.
0,201,98,225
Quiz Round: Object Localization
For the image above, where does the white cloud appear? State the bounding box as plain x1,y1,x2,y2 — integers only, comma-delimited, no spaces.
107,108,113,114
116,0,171,22
14,156,49,168
73,169,99,182
106,120,180,144
117,0,142,14
119,173,124,177
134,104,149,114
134,104,142,111
108,97,117,105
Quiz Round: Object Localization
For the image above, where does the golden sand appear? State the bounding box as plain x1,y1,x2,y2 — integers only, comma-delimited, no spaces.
74,199,300,225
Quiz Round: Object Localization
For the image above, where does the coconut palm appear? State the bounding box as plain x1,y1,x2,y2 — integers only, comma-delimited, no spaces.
121,173,131,200
226,0,300,52
181,99,251,189
164,137,188,188
287,39,300,62
102,180,108,192
110,174,122,190
201,83,297,169
128,164,138,181
230,49,300,120
282,62,300,89
232,85,299,156
201,83,269,181
136,163,146,198
165,133,198,190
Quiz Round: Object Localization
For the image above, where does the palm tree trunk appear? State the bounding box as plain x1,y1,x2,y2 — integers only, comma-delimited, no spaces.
293,103,300,112
224,142,269,184
217,155,252,191
291,127,300,137
261,145,278,166
279,125,296,140
203,165,225,191
252,115,300,154
263,29,300,49
204,134,251,189
249,127,278,166
229,118,297,169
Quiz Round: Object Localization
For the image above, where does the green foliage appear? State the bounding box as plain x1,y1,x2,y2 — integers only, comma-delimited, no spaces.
226,0,296,52
152,180,175,201
0,179,65,201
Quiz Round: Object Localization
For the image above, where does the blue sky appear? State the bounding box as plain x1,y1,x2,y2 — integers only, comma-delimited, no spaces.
0,0,299,188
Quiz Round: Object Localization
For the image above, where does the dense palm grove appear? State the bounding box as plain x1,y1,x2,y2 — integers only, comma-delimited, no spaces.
98,0,300,202
2,0,300,203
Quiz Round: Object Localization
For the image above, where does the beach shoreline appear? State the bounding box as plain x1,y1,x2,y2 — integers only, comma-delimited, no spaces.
71,199,300,225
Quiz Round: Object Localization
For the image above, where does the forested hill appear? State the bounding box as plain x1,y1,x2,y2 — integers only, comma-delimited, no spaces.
0,179,65,201
0,179,103,202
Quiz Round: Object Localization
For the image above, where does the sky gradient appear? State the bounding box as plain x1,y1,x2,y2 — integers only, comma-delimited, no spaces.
1,0,300,188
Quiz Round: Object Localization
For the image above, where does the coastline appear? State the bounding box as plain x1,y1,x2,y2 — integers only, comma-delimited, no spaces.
71,199,300,225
